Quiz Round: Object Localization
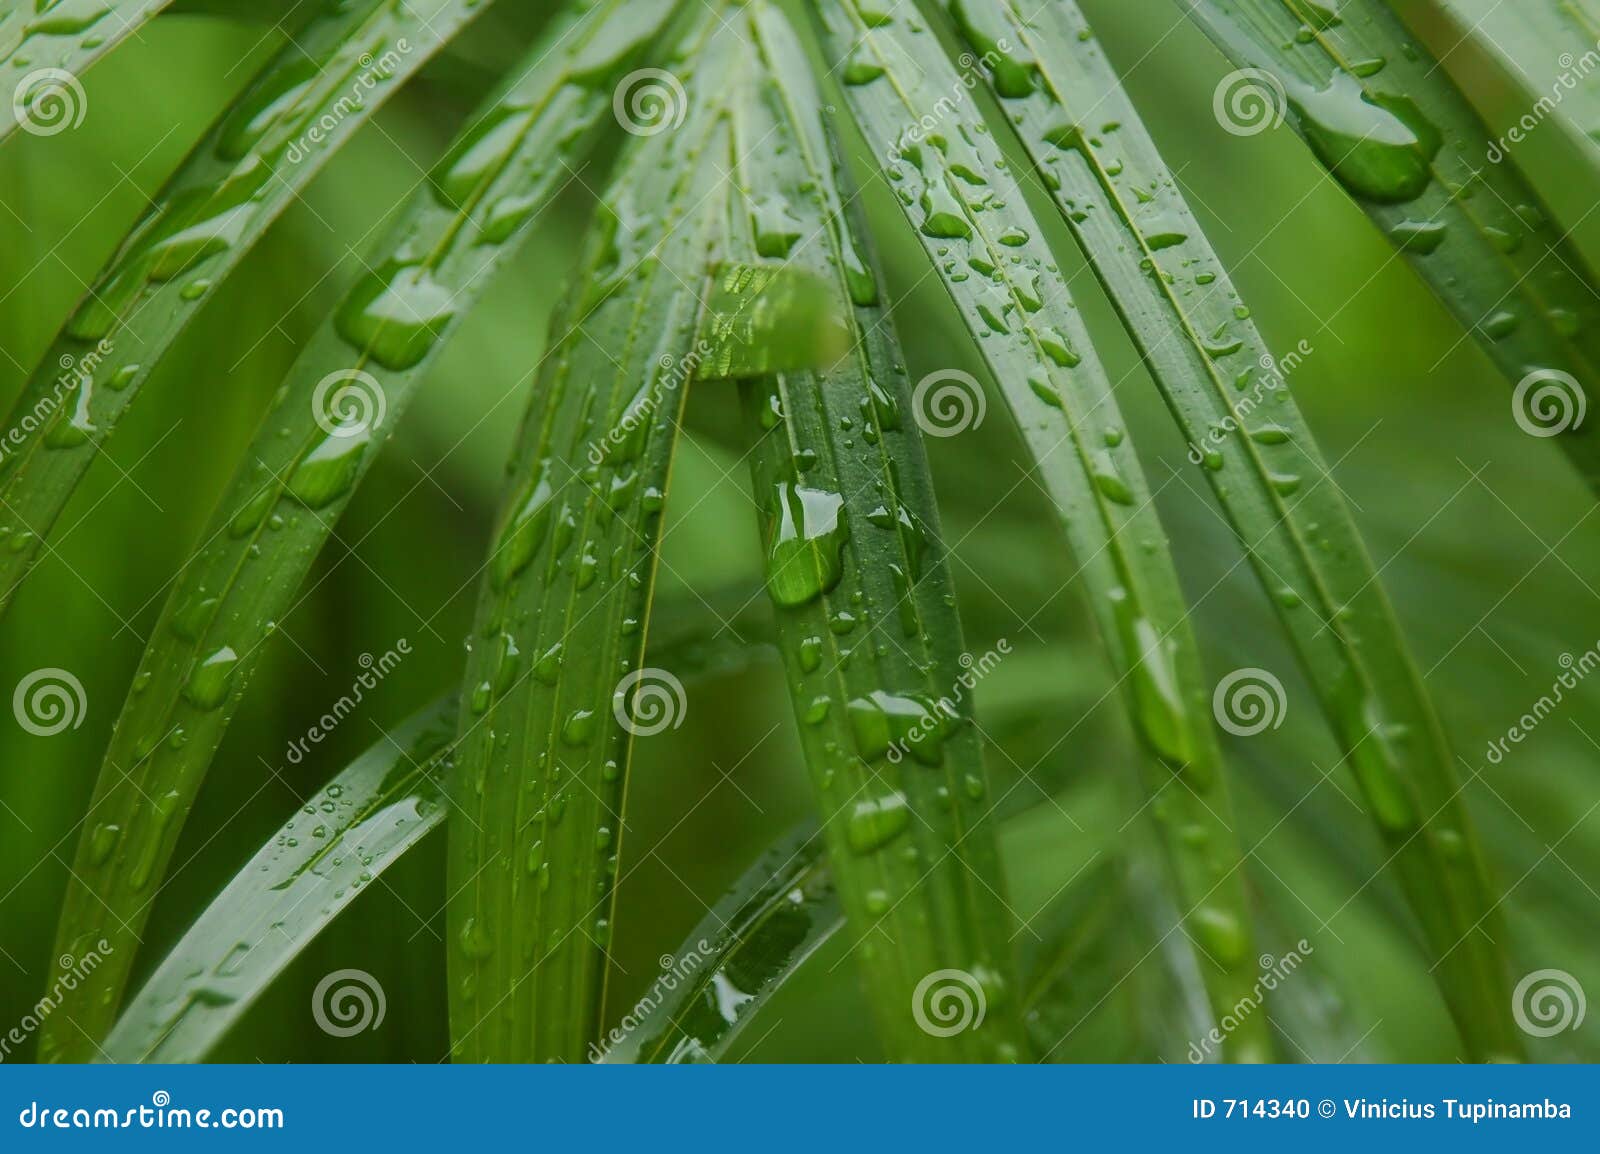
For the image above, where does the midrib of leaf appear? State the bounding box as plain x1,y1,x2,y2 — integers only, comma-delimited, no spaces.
446,10,734,1064
0,1,174,145
39,0,688,1063
720,2,1025,1061
950,0,1519,1060
598,824,837,1063
821,0,1271,1060
100,696,456,1064
0,0,488,614
1186,0,1600,493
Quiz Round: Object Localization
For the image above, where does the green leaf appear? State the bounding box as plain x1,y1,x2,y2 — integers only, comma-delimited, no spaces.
101,697,455,1064
725,2,1026,1061
819,0,1271,1060
1393,0,1600,166
39,0,688,1063
0,0,489,613
945,0,1520,1061
0,2,174,146
1184,0,1600,492
98,593,774,1066
597,824,837,1063
445,5,732,1064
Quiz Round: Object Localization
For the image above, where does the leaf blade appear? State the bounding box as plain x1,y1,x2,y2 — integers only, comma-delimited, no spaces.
819,0,1271,1060
39,0,687,1062
948,0,1521,1061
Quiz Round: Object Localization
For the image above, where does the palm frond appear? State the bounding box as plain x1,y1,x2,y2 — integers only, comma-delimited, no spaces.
39,0,682,1062
0,0,488,614
101,697,454,1063
944,0,1518,1060
445,4,730,1063
818,0,1270,1060
1184,0,1600,492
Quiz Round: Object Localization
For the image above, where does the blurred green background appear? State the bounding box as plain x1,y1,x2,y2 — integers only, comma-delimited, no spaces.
1,0,1596,1062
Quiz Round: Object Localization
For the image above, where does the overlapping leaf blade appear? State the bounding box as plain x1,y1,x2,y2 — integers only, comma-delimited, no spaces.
714,2,1027,1061
41,0,689,1062
0,0,489,613
101,697,455,1063
818,0,1270,1060
598,824,837,1063
946,0,1518,1060
0,1,175,145
445,6,734,1063
1184,0,1600,492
